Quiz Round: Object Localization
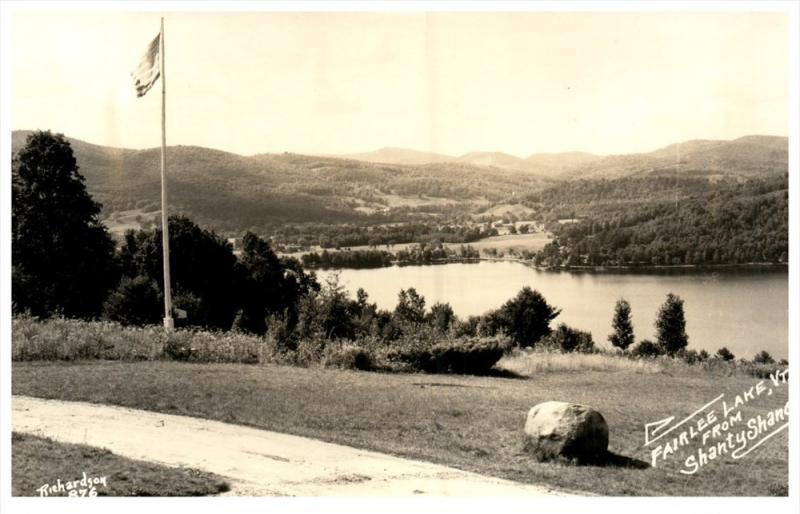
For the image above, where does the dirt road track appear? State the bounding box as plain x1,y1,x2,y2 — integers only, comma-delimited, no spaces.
13,395,574,496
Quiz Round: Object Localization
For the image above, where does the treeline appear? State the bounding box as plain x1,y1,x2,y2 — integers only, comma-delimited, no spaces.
301,244,481,269
12,131,318,333
8,131,557,375
302,249,394,269
274,222,497,250
528,174,788,267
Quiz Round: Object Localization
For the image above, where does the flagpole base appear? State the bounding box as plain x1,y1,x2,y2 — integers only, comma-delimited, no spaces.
163,317,174,331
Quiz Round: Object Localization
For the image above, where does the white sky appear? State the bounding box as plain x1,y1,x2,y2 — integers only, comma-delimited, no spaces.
9,10,790,157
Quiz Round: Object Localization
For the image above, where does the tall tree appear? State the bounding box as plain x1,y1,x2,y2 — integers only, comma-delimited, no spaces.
494,287,561,347
237,231,319,334
608,298,635,351
655,293,688,354
116,216,239,329
12,131,117,318
394,288,426,325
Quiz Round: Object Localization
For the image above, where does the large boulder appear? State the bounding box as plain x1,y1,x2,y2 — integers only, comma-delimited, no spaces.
524,401,609,463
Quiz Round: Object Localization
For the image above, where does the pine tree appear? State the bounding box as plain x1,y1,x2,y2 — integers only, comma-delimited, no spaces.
608,298,635,351
655,293,688,354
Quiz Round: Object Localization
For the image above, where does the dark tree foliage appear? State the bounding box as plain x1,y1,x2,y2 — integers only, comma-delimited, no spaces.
543,323,595,353
716,346,735,361
237,232,319,334
752,350,775,364
117,215,240,329
531,175,788,268
631,339,665,358
427,302,456,333
102,275,162,326
608,298,635,351
394,288,426,325
492,287,561,347
655,293,688,355
12,131,117,318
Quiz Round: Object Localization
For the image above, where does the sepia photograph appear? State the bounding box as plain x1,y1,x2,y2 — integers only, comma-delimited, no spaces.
0,1,798,512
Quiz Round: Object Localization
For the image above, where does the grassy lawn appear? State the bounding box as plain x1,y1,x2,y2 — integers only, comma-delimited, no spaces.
12,360,788,496
12,432,230,496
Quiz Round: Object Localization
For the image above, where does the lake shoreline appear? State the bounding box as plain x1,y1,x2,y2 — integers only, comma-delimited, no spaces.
303,257,788,274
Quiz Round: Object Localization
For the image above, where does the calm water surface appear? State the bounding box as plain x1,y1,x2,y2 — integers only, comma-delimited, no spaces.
319,261,789,359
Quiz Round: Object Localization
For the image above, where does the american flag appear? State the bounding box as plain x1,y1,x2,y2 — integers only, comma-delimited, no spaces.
132,33,161,97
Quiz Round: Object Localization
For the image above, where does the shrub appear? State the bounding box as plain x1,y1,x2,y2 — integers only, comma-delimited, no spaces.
383,335,512,374
491,287,561,347
323,342,376,371
716,347,735,361
102,275,162,326
427,302,456,333
163,331,195,361
540,324,595,353
394,288,426,325
266,312,297,352
631,339,665,358
677,348,700,365
453,315,480,337
752,350,775,364
294,336,326,367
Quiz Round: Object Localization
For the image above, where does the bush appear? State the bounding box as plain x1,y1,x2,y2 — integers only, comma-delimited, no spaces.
163,332,195,361
323,342,376,371
453,316,480,337
102,275,162,326
427,302,456,333
677,348,700,365
631,339,665,358
716,347,735,361
383,335,512,374
491,287,561,347
540,324,595,353
752,350,775,364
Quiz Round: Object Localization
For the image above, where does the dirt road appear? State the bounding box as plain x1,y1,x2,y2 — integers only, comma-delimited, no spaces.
12,395,572,496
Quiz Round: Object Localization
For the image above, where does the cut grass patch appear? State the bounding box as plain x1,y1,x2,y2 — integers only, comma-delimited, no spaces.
12,360,788,496
11,432,230,496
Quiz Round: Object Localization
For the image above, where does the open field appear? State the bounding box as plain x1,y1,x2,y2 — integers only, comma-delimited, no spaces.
102,208,159,238
12,359,788,496
463,232,551,253
284,231,553,259
11,432,230,497
476,203,537,219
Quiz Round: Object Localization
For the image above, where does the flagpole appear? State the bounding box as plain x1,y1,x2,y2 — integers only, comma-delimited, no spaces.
160,17,174,331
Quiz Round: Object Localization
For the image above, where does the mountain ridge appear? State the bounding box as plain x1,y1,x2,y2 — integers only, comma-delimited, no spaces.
11,130,788,235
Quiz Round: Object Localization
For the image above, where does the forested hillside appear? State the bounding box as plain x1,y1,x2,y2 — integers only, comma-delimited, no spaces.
11,131,551,234
531,174,788,266
11,130,788,267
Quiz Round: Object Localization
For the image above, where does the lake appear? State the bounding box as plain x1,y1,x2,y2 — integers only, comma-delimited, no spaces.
319,261,789,360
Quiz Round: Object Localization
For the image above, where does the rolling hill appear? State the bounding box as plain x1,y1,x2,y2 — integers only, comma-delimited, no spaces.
11,131,550,234
11,130,787,239
326,135,787,179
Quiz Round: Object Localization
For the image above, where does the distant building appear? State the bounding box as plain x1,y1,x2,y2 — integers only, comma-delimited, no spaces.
557,218,581,225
